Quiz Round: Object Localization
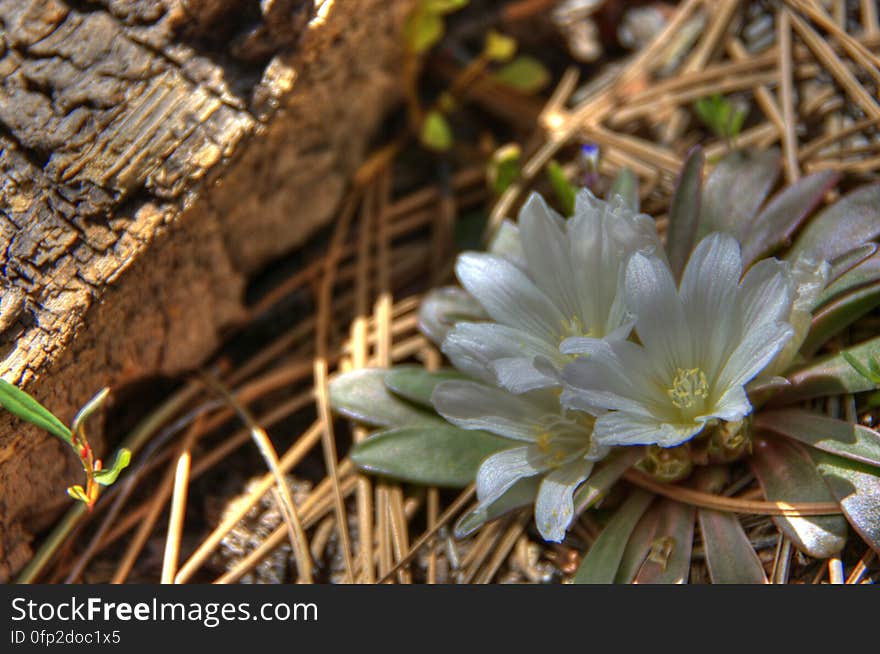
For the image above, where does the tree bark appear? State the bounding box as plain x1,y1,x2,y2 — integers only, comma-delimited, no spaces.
0,0,413,580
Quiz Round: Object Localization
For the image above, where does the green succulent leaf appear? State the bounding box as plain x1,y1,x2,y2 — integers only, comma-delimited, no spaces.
329,368,440,428
607,168,639,212
755,409,880,468
630,499,695,584
697,508,768,583
613,501,661,584
420,110,453,151
776,335,880,403
0,379,73,443
572,489,654,584
700,148,780,239
93,448,132,487
454,476,540,538
667,146,704,281
819,248,880,308
493,56,550,94
573,447,644,513
546,160,576,216
789,184,880,262
801,281,880,357
750,438,847,558
383,366,467,409
741,170,839,265
808,449,880,553
349,424,509,487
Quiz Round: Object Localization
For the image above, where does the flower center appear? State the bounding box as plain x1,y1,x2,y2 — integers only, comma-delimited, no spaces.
559,315,590,341
667,367,709,409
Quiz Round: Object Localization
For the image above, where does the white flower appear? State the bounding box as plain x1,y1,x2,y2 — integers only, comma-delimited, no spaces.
432,379,608,542
561,232,796,448
443,189,662,392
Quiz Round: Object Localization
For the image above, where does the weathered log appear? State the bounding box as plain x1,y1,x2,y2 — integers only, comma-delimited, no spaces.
0,0,414,580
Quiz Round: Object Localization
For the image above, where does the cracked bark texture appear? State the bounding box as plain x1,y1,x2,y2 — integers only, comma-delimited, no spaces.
0,0,414,580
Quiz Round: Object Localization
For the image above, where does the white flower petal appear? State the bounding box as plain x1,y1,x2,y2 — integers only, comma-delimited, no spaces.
593,411,704,448
476,446,548,507
737,258,795,334
625,251,692,372
456,252,565,342
561,341,668,419
534,459,594,542
705,384,751,422
492,357,560,393
680,233,743,378
432,380,548,442
442,321,563,385
519,193,581,317
717,320,794,391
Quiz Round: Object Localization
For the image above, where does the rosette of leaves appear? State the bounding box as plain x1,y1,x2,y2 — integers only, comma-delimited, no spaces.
330,148,880,583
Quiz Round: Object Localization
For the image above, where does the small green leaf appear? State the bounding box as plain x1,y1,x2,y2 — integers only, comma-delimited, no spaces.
607,168,639,212
0,379,72,443
66,485,90,504
756,409,880,468
631,499,694,584
728,105,747,139
454,476,540,538
404,8,444,54
697,509,768,583
93,448,131,487
420,110,453,151
775,335,880,403
71,387,110,436
700,148,781,239
808,449,880,553
789,184,880,262
842,351,880,384
741,170,839,265
546,160,576,216
493,56,550,94
572,489,654,584
487,143,521,195
350,424,509,487
329,368,439,428
694,94,747,140
484,29,516,62
573,447,644,514
750,438,847,558
384,367,466,409
667,147,704,281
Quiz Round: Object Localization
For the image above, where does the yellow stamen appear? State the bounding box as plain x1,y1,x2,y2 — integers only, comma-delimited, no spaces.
537,431,553,452
667,368,709,409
